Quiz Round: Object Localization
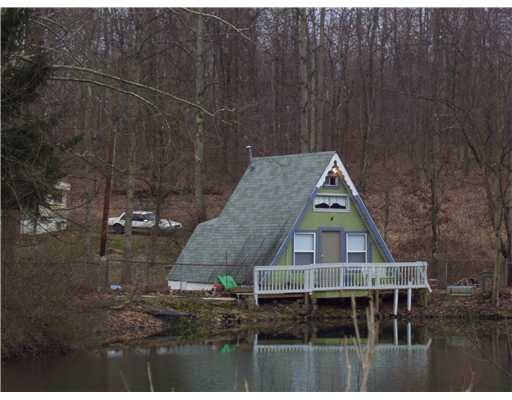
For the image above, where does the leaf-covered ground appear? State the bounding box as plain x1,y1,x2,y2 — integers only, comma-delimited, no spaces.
94,287,512,349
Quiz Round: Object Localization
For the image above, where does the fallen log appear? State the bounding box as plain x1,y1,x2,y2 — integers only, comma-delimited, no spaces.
139,305,194,320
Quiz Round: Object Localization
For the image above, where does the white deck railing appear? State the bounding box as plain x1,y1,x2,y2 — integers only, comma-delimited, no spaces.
254,340,432,353
253,262,429,300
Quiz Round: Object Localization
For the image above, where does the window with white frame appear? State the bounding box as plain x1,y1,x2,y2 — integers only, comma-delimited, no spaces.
314,194,349,211
346,233,367,263
294,232,316,265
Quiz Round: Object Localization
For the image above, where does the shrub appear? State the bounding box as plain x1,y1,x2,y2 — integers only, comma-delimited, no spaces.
1,250,103,359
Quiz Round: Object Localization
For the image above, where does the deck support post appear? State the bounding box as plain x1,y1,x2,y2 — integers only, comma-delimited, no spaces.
254,293,259,307
374,290,380,314
252,333,258,355
407,322,412,346
393,318,398,345
407,287,412,312
393,289,399,316
311,296,318,313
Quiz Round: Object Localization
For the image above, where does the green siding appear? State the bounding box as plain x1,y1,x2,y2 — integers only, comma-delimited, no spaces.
278,236,294,265
276,179,385,265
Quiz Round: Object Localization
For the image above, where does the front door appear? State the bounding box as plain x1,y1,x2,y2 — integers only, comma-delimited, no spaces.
320,231,341,263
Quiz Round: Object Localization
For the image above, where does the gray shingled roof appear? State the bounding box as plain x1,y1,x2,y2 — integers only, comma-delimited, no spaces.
168,151,336,285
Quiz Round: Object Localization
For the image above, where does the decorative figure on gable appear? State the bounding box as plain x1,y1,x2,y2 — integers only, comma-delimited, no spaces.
324,161,342,186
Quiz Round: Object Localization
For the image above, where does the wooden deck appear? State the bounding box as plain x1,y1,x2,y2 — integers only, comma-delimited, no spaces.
253,262,431,313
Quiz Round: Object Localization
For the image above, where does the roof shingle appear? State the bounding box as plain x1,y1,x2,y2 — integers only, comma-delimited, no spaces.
168,151,336,284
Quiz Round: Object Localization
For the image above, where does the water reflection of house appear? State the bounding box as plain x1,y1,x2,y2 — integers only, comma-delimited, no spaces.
123,323,432,391
20,181,71,234
252,322,432,391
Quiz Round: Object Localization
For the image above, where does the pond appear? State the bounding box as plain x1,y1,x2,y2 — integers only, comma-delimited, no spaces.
2,320,511,391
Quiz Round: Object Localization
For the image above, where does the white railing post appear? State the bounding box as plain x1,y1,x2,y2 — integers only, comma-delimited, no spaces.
306,266,312,293
423,261,428,286
393,288,399,315
254,268,259,306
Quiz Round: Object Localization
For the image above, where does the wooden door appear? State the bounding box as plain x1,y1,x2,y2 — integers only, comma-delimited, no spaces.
320,231,341,263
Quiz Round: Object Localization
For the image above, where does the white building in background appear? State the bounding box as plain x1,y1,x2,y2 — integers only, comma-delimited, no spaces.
20,181,71,235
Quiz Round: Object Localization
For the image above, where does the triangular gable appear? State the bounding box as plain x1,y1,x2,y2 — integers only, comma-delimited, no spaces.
271,152,394,264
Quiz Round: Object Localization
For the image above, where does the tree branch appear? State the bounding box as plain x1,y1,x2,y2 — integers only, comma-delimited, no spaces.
49,76,165,118
182,8,252,42
49,62,215,117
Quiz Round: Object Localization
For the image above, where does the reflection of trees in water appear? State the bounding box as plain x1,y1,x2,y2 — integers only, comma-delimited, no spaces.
428,322,512,391
465,323,512,384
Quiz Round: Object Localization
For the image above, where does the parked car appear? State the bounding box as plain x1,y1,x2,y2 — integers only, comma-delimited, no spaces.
108,211,182,234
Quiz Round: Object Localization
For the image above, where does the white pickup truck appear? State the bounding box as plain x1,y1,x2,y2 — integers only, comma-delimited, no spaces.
108,211,182,234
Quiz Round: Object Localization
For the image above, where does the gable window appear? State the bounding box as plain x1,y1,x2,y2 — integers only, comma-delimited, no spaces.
347,233,367,263
314,194,349,212
294,232,316,265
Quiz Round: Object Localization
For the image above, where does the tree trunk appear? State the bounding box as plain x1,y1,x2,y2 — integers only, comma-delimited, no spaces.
316,8,326,151
383,147,392,241
194,13,206,221
357,9,377,193
493,233,503,307
297,9,309,153
148,188,162,289
82,85,96,266
1,208,19,272
430,9,442,277
271,10,281,152
308,9,317,152
506,85,512,287
122,123,136,286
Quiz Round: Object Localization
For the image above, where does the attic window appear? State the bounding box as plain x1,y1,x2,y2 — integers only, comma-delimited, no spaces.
324,161,341,186
314,194,349,212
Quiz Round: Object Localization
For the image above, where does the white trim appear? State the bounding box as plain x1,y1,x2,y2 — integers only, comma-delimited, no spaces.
293,232,316,265
316,153,359,196
346,233,367,263
168,281,214,291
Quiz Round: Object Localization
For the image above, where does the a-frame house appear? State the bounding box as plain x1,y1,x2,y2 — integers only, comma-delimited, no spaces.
168,151,428,308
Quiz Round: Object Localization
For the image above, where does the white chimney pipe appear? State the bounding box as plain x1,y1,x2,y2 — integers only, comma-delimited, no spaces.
246,145,254,165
